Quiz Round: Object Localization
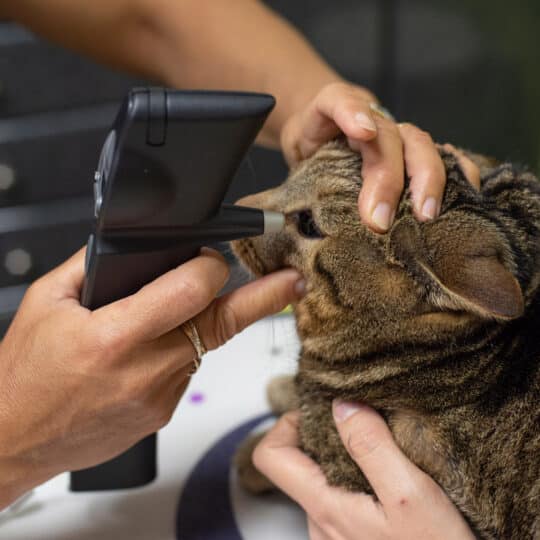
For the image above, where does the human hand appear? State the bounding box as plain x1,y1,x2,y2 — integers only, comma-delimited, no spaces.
254,404,476,540
0,247,304,508
280,81,481,233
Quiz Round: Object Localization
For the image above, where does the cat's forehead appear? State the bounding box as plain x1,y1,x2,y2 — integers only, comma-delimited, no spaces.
285,141,363,202
285,141,479,213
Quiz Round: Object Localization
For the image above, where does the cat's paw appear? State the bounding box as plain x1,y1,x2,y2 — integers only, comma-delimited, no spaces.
267,374,299,414
234,433,275,494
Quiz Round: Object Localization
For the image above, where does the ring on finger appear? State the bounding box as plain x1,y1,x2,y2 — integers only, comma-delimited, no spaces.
179,319,207,375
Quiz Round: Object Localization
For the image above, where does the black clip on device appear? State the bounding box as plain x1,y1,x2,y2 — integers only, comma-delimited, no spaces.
70,88,284,492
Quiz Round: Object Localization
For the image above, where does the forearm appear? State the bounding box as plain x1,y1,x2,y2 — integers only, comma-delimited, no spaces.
0,0,166,81
1,0,375,147
143,0,358,146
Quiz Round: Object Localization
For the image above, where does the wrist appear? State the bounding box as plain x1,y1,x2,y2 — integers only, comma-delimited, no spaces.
0,395,57,509
0,453,49,510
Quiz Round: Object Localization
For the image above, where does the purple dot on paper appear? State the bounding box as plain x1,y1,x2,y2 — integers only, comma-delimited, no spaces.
189,392,205,404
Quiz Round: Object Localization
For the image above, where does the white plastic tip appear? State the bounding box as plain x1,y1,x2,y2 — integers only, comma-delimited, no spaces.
263,211,285,234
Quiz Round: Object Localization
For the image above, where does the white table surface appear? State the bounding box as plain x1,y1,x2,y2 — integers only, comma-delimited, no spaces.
0,315,309,540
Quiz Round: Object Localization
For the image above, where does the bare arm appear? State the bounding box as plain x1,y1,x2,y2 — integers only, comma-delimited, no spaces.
0,0,369,147
1,0,470,229
0,0,481,509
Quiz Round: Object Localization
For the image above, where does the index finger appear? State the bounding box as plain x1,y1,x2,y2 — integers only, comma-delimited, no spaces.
92,248,229,344
357,116,405,232
332,401,423,508
253,412,331,514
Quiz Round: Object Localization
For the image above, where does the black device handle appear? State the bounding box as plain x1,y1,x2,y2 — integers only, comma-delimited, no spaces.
71,236,202,492
70,436,157,491
70,88,275,492
71,208,267,491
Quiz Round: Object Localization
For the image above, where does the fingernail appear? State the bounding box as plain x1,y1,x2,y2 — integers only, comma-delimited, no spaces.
333,399,361,423
294,278,307,298
354,112,377,132
421,197,437,220
371,202,393,231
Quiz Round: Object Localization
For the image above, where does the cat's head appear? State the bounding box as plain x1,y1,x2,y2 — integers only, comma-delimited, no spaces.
231,140,526,360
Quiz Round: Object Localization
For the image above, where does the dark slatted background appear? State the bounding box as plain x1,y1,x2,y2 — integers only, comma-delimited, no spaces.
0,0,538,336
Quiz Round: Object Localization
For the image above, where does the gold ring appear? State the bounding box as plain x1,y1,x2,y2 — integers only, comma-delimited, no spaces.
369,102,396,122
180,319,207,374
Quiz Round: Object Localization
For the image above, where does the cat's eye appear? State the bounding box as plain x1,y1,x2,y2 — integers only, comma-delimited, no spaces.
291,210,325,239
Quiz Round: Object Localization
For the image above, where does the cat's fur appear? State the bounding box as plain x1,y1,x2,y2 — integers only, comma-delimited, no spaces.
231,140,540,539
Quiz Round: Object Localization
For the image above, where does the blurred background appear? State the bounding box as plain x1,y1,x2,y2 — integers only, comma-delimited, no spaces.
0,0,539,336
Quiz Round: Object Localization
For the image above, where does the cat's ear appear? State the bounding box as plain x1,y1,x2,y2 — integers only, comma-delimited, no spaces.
389,217,524,320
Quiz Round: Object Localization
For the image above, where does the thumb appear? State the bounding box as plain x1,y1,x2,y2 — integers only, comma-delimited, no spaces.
332,400,420,507
197,269,305,350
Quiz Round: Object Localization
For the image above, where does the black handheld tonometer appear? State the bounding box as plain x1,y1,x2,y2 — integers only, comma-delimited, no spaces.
71,88,284,492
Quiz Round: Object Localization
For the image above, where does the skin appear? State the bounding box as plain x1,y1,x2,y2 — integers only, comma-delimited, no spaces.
0,0,481,531
0,248,304,508
255,405,476,540
0,0,480,230
231,142,506,538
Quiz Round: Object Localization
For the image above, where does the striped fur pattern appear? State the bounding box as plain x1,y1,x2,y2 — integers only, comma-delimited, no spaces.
231,140,540,539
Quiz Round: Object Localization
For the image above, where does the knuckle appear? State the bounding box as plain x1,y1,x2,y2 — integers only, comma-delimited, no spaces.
121,374,153,405
398,121,415,132
24,278,44,304
123,389,172,431
417,132,435,147
78,329,119,372
92,323,129,356
377,118,401,136
215,303,240,347
96,297,138,351
410,127,434,145
310,504,334,532
345,425,382,461
178,278,209,309
322,81,349,99
364,167,403,194
155,405,174,430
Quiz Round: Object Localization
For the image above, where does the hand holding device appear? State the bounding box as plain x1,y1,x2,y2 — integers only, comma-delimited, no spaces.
72,87,284,491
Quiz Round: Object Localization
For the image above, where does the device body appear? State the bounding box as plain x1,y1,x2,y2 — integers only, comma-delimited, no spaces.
70,88,278,491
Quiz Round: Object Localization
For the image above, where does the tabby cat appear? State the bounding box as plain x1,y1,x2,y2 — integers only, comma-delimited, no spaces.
231,140,540,539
